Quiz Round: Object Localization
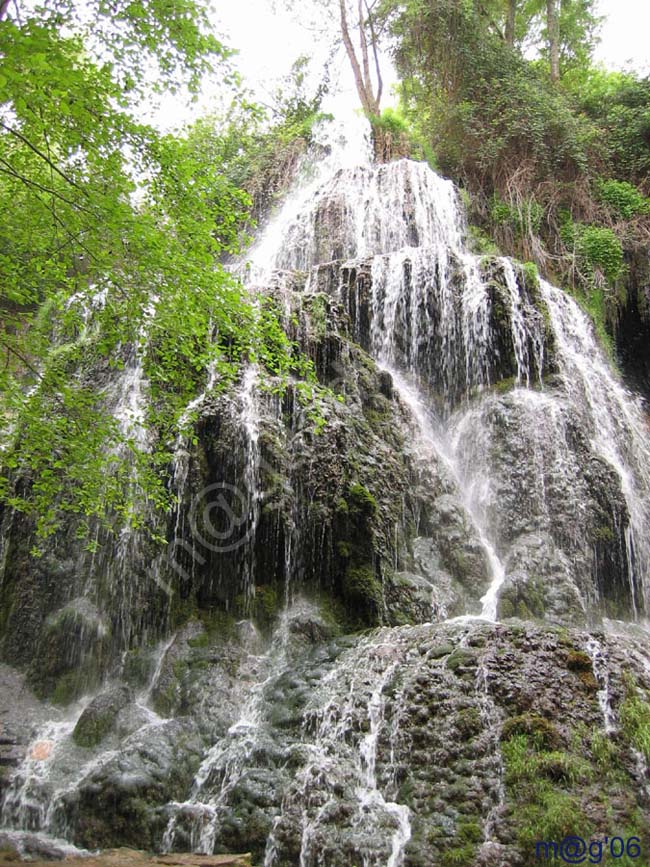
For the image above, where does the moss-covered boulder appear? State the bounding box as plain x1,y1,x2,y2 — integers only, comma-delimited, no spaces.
73,685,133,748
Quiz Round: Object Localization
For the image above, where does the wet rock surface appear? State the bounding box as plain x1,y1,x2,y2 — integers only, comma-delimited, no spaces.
1,614,649,866
1,152,650,867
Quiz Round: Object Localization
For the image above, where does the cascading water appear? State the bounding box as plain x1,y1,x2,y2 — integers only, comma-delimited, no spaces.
161,607,294,855
0,633,177,849
3,112,650,867
266,132,650,621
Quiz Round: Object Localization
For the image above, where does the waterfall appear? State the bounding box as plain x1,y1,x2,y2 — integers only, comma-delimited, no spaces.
263,139,650,621
3,112,650,867
162,610,293,855
539,280,650,613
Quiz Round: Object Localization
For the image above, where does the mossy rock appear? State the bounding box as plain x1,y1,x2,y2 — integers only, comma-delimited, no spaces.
455,707,482,738
446,648,477,673
342,565,382,624
347,483,378,518
566,649,601,690
501,714,562,750
73,685,132,747
28,598,109,703
429,642,454,659
566,649,593,672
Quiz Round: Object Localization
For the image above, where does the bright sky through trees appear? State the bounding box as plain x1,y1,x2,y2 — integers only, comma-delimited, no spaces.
148,0,648,132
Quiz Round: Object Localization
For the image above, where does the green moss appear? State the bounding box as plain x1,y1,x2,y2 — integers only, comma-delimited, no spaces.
233,585,281,629
51,671,91,706
501,714,562,750
429,642,455,659
620,677,650,760
73,713,113,748
564,649,599,690
498,598,516,619
493,375,516,394
566,650,593,672
305,293,329,339
446,648,477,673
121,648,154,687
197,608,238,641
343,566,381,607
456,707,482,737
592,525,615,542
334,497,349,515
347,483,378,518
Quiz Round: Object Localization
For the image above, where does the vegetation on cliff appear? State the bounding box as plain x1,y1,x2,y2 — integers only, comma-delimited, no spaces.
0,4,322,538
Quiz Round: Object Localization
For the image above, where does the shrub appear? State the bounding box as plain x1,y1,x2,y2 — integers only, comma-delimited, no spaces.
595,179,650,220
576,225,624,282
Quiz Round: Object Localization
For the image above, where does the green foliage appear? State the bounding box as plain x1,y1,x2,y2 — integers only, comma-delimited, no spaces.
502,731,593,854
382,0,648,317
620,677,650,761
576,226,624,283
0,4,323,539
467,225,500,255
590,728,617,769
372,107,410,136
387,0,598,192
490,195,544,236
575,71,650,182
522,262,539,289
595,179,650,220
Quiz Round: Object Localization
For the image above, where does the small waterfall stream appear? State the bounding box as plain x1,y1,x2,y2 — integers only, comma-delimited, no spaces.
0,632,177,845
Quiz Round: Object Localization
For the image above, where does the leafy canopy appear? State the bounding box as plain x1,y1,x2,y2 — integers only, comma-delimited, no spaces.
0,1,318,540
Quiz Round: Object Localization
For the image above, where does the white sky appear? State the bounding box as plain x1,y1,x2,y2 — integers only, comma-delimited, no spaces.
151,0,649,130
593,0,649,72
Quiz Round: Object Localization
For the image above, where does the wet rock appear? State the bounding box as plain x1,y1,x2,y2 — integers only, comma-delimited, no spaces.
73,686,133,748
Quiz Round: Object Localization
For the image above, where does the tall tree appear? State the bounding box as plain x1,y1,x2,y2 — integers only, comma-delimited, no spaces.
339,0,383,118
505,0,517,45
546,0,560,81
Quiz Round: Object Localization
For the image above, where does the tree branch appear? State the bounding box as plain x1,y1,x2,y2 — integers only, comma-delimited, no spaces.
358,0,373,102
365,0,383,108
339,0,373,116
0,159,93,213
0,121,91,199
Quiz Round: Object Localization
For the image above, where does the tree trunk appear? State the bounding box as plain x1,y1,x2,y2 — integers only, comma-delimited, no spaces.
505,0,516,46
546,0,560,82
0,0,12,21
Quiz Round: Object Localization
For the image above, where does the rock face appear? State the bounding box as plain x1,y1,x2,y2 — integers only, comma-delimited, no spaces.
1,144,650,866
2,612,650,867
